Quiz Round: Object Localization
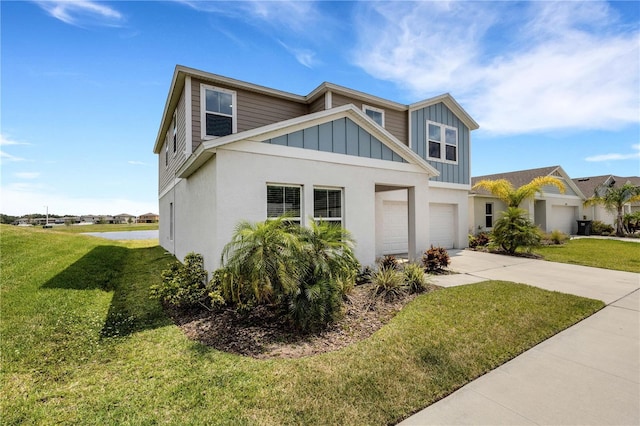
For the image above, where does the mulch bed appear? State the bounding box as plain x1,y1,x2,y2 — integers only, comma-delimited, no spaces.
167,282,440,360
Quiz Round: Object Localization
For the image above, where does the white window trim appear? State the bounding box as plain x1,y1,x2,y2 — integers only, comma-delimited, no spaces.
164,140,169,168
426,120,458,165
363,104,385,127
313,186,343,225
200,84,237,140
266,184,303,222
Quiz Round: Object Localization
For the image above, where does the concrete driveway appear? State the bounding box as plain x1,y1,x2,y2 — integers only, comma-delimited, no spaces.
400,250,640,426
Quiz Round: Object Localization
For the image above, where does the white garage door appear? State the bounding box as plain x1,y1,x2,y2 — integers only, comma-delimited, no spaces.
382,201,408,254
549,206,577,234
430,203,455,249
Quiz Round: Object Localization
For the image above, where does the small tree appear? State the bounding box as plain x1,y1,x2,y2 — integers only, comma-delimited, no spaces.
492,207,541,254
473,176,565,208
584,183,640,236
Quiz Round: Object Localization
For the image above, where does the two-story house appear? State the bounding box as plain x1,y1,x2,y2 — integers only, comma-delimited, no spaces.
153,65,478,272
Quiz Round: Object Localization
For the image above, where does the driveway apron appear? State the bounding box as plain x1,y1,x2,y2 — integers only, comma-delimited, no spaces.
400,250,640,426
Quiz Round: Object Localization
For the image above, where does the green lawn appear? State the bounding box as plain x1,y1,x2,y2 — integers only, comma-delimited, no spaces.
1,225,603,425
534,238,640,273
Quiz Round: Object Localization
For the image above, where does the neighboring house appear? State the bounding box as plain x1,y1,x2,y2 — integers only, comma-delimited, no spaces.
469,166,585,235
573,175,640,225
114,213,136,224
154,65,479,272
138,213,159,223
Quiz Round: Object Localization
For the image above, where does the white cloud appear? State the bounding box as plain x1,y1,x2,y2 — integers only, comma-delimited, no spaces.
352,1,640,135
127,160,146,166
585,144,640,162
0,151,26,163
0,134,29,146
278,41,319,68
34,0,124,27
15,172,41,179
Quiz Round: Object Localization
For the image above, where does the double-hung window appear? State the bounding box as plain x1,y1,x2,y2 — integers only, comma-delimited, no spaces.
485,203,493,228
267,185,301,224
201,85,236,138
427,121,458,163
363,105,384,127
314,187,342,226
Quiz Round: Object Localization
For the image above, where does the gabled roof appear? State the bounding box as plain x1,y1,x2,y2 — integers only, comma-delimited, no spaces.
471,165,585,198
177,104,440,179
154,65,479,154
573,175,640,197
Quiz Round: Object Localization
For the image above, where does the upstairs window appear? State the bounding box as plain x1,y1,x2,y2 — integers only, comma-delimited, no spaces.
314,187,342,226
201,85,236,138
267,185,301,224
363,105,385,127
427,122,458,163
172,111,177,154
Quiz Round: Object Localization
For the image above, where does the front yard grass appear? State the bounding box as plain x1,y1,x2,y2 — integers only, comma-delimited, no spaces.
1,225,604,425
46,222,158,233
534,238,640,273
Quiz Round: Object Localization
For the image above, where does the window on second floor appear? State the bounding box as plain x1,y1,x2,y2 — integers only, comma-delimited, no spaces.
363,105,384,127
172,111,177,154
201,85,237,138
427,121,458,163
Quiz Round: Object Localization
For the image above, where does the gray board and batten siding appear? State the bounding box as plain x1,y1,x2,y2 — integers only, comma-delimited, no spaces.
411,102,470,185
263,118,407,163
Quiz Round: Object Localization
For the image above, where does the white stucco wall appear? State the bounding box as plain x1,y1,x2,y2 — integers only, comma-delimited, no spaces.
167,141,433,273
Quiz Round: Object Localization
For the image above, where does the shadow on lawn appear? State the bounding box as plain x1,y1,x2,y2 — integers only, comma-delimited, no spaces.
42,244,175,337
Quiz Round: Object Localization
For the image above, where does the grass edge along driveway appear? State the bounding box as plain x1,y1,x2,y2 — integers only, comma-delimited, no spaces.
1,225,604,425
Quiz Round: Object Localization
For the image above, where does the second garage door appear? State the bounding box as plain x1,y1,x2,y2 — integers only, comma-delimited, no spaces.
429,203,455,249
549,206,577,234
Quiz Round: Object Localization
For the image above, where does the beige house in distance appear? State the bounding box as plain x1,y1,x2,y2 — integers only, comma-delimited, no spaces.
469,166,586,235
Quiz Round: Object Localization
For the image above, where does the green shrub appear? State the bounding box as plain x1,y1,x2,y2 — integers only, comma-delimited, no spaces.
547,230,569,245
378,254,400,270
403,263,429,293
469,232,490,248
422,246,450,272
355,265,374,285
150,252,209,308
590,220,614,235
371,267,406,301
219,217,359,332
491,207,541,254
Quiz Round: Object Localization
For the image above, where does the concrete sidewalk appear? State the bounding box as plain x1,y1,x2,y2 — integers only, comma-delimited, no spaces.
400,250,640,426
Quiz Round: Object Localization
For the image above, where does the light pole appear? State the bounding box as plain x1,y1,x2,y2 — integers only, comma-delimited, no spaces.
45,205,48,225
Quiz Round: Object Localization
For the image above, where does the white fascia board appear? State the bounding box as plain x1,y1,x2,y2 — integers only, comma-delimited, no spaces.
409,93,479,131
154,68,185,153
308,82,407,111
429,180,472,191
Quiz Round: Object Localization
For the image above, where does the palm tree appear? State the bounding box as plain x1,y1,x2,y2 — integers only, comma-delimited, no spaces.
472,176,566,208
220,216,303,304
584,183,640,236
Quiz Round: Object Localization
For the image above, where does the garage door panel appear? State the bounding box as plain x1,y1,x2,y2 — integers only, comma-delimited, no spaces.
549,206,577,234
383,201,408,254
430,203,455,249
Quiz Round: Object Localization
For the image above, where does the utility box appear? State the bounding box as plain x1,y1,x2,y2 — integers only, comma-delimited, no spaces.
576,220,592,236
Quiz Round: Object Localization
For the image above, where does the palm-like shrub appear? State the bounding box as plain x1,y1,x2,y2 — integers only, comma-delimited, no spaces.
492,207,541,254
220,217,303,305
219,217,359,332
403,263,429,293
371,266,405,301
473,176,565,208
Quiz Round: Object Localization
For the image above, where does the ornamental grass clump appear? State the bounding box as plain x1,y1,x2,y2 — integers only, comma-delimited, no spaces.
403,262,430,293
371,266,405,301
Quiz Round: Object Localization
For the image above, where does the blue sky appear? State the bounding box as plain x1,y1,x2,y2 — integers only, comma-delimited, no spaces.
1,0,639,216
